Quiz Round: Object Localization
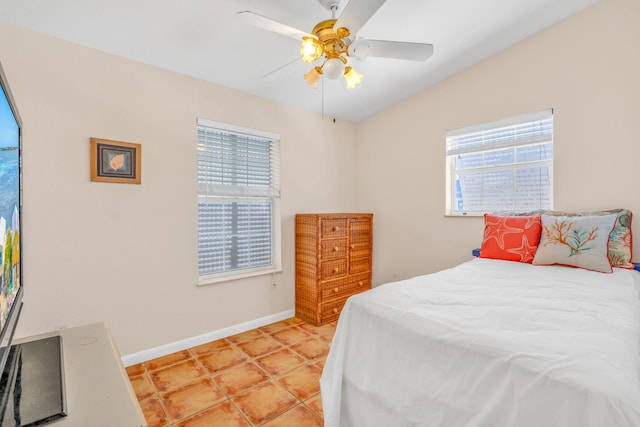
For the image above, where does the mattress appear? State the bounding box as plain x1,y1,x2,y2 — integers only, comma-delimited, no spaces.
320,258,640,427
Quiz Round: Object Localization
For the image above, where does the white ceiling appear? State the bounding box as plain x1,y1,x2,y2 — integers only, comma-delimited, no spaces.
0,0,598,122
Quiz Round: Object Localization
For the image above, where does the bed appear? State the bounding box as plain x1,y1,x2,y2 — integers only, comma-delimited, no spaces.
320,257,640,426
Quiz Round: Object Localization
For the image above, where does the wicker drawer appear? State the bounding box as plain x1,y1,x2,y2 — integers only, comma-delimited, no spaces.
349,241,370,259
321,259,347,280
321,219,347,238
350,219,372,242
321,274,370,301
320,297,349,323
321,239,347,260
350,256,371,274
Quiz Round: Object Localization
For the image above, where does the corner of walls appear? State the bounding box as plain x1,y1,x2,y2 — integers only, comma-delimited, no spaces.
0,21,359,356
354,0,640,284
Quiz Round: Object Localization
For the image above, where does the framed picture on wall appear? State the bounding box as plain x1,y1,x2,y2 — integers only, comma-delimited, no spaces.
90,138,141,184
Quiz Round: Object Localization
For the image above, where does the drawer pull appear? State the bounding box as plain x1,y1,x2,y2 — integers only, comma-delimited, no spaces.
333,308,339,314
358,281,363,286
350,244,355,250
333,246,339,252
333,226,340,232
333,267,339,273
333,287,339,293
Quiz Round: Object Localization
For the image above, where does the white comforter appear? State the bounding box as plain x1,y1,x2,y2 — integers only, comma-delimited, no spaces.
320,258,640,427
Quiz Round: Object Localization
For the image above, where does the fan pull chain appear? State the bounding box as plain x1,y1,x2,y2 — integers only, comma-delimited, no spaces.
321,74,324,119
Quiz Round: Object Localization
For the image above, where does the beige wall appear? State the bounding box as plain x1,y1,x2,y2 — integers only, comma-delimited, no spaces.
0,23,357,355
355,0,640,285
0,0,637,357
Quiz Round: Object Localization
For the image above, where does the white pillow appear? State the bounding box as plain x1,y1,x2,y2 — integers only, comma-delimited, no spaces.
532,214,617,273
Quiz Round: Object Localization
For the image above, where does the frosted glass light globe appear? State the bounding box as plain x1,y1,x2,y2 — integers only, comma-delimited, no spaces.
323,57,345,80
301,38,322,63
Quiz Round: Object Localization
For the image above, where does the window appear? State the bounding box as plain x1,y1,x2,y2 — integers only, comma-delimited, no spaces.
445,109,553,216
197,118,281,284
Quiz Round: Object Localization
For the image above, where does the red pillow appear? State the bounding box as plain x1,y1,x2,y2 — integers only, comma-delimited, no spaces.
480,214,542,263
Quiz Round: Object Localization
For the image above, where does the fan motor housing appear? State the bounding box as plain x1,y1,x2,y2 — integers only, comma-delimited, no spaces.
318,0,343,13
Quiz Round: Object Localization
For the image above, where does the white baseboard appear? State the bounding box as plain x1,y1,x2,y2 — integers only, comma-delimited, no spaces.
121,309,295,367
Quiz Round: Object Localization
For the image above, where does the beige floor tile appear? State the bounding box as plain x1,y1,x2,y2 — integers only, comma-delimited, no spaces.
291,338,331,360
278,364,322,400
175,401,251,427
190,338,231,357
270,327,313,346
162,377,226,421
126,363,145,377
314,357,327,371
297,322,336,338
213,362,270,396
150,359,206,392
227,329,265,344
145,350,193,371
254,348,307,376
305,394,324,418
236,335,282,358
132,318,330,427
258,318,303,334
261,404,323,427
139,396,170,427
130,373,156,400
198,346,248,374
231,381,298,425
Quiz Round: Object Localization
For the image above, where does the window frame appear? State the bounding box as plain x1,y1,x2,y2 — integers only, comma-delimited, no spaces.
197,118,281,286
445,109,554,217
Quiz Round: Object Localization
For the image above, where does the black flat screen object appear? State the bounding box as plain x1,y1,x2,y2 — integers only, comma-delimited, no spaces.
0,336,67,426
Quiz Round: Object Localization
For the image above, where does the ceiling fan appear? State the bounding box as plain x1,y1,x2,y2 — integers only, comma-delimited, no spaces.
237,0,434,89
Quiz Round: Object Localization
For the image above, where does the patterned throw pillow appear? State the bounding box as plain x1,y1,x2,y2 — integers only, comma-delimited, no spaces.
495,209,633,269
480,215,542,263
545,209,633,269
532,214,617,273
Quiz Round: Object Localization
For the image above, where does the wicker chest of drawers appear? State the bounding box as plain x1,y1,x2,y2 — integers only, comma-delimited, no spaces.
295,213,373,326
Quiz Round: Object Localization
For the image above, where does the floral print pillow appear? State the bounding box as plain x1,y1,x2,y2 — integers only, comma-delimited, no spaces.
532,214,618,273
549,209,633,269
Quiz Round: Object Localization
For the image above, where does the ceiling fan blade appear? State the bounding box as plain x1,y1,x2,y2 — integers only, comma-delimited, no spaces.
237,11,312,41
365,40,434,61
261,58,300,80
334,0,387,38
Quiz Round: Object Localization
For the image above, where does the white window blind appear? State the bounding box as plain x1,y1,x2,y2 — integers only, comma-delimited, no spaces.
197,118,280,283
446,109,553,216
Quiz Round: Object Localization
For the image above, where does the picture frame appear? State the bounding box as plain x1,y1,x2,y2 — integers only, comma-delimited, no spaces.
90,138,141,184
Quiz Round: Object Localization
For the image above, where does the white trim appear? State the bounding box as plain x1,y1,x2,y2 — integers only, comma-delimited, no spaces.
198,185,280,198
446,108,553,138
121,309,295,367
453,159,552,175
197,117,280,141
446,135,551,156
198,267,282,286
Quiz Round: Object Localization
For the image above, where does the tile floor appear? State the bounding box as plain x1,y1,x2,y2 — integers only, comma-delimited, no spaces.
126,318,335,427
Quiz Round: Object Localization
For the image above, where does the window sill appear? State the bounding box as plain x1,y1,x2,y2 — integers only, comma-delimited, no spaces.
197,267,282,286
444,212,484,217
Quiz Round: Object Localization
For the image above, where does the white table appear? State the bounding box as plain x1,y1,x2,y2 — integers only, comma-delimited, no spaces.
13,322,146,427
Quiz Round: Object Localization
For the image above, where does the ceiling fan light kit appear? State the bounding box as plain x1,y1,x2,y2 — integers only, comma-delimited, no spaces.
299,18,361,89
239,0,433,92
343,66,363,89
303,67,323,89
